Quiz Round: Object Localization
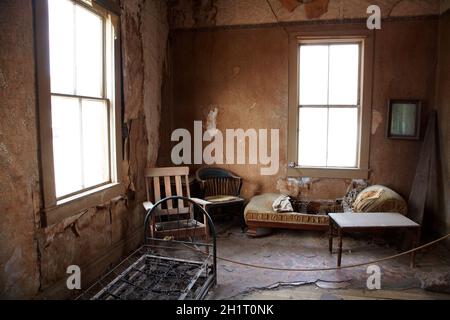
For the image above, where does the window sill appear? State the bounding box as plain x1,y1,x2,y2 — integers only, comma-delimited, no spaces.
287,167,369,179
43,182,125,227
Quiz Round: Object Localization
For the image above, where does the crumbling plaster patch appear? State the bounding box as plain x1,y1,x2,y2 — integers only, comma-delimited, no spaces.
192,0,219,27
390,0,440,17
121,0,168,165
141,0,169,165
168,0,441,29
371,110,384,135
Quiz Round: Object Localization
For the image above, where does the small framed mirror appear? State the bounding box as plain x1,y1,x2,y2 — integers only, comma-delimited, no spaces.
387,99,421,140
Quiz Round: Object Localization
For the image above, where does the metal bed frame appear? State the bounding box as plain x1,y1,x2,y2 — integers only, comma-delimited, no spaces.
78,197,217,300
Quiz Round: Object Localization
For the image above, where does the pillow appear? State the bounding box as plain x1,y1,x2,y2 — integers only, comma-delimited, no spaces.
352,185,408,215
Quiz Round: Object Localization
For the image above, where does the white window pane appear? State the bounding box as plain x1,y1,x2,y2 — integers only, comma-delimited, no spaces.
298,108,328,167
327,108,358,167
52,96,82,197
299,45,329,105
81,99,110,188
329,44,360,105
75,5,103,97
48,0,75,95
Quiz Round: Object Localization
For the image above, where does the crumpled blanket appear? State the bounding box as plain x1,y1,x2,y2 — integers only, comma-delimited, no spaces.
352,185,408,215
272,195,294,213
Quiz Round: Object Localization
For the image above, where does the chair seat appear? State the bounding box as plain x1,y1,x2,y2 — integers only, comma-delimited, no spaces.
155,219,205,232
205,195,244,203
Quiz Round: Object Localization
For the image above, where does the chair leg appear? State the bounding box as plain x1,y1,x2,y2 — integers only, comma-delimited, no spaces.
151,216,156,239
203,205,210,254
240,203,247,233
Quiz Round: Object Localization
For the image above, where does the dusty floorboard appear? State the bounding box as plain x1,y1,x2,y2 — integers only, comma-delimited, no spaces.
207,220,450,300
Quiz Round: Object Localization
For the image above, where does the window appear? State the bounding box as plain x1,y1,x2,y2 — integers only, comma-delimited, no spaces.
35,0,123,225
298,42,360,168
288,30,373,178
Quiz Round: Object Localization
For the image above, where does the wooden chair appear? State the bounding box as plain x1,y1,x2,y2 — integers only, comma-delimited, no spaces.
143,167,211,240
195,167,246,230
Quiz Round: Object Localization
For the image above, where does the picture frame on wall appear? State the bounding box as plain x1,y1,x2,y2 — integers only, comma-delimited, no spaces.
387,99,422,140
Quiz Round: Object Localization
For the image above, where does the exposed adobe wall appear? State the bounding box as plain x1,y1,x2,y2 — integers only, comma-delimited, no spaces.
168,0,441,29
161,18,438,202
0,0,168,299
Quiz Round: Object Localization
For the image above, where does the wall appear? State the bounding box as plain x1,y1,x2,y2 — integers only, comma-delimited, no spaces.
436,9,450,237
0,0,41,298
369,18,437,200
442,0,450,15
0,0,168,299
168,0,441,29
162,12,438,201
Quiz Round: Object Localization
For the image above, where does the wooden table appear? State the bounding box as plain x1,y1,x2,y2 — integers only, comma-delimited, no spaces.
328,213,421,268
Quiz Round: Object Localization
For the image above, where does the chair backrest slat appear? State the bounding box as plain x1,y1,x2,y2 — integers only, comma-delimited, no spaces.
175,176,184,208
153,177,161,202
145,177,150,204
164,176,173,209
185,175,191,198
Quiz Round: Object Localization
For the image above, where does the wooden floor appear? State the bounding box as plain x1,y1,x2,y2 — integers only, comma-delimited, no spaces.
208,223,450,300
237,285,450,300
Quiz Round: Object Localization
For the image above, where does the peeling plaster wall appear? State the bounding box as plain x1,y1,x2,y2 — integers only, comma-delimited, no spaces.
142,1,169,166
0,0,41,298
121,0,169,200
0,0,168,299
169,0,441,29
163,18,438,201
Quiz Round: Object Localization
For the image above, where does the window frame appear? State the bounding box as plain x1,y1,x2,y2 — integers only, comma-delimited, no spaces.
34,0,124,226
287,26,374,179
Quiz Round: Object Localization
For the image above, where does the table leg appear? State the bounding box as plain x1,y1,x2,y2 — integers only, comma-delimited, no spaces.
337,227,343,267
328,219,333,254
410,228,421,268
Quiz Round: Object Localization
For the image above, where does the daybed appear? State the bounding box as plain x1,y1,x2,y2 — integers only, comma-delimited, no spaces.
244,193,342,237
